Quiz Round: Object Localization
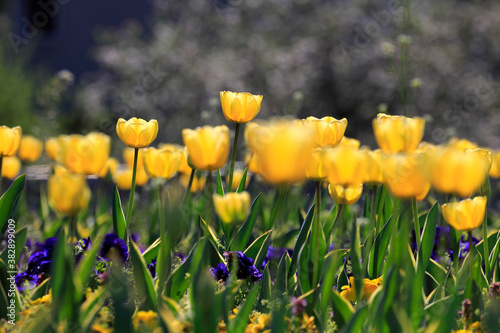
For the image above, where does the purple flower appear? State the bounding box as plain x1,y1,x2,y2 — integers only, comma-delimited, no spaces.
16,237,58,291
291,296,307,316
100,233,128,262
15,272,38,292
147,259,157,278
75,237,92,263
261,246,292,270
210,263,230,281
225,251,262,282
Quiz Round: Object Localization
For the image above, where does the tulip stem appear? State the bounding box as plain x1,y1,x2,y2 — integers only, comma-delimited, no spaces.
468,231,474,297
157,183,165,237
0,156,3,194
125,148,139,230
70,216,78,243
183,168,196,203
316,181,321,227
228,123,240,192
482,209,490,281
412,197,420,250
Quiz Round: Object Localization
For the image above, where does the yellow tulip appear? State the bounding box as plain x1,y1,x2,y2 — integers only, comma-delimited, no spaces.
143,147,182,179
429,147,491,197
0,125,22,157
1,156,21,179
372,113,425,153
97,157,119,178
123,147,145,169
213,191,251,225
116,117,158,148
489,150,500,178
159,143,191,175
182,125,230,171
447,137,478,151
245,152,260,175
244,119,314,184
364,149,384,184
57,133,110,175
229,169,250,191
303,116,348,148
306,148,330,180
382,152,430,200
324,147,368,186
338,137,361,149
114,166,149,190
17,135,43,162
45,137,58,161
48,173,91,216
442,196,487,231
180,172,206,193
220,91,263,123
328,183,363,205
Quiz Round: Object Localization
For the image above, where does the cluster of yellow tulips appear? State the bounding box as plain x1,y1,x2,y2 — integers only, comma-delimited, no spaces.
0,89,498,233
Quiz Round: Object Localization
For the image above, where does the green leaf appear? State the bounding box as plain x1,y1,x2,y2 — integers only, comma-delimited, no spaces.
244,229,272,269
343,305,367,332
417,202,438,273
309,202,327,289
236,167,248,193
0,226,27,268
289,203,315,279
257,265,271,312
166,241,200,301
74,237,102,303
330,289,354,327
200,216,225,262
0,174,25,231
217,169,225,195
192,269,219,333
29,278,50,301
79,287,108,332
321,250,348,327
129,239,157,310
229,193,262,251
488,231,500,274
368,215,392,278
142,237,161,264
228,286,259,332
275,252,291,296
112,184,127,240
350,214,363,301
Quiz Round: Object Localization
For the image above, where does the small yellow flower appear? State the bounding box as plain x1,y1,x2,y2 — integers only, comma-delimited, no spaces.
182,125,230,171
97,157,119,178
373,113,425,153
0,125,22,157
364,149,384,184
340,276,383,301
328,183,363,205
213,191,251,225
220,91,263,123
45,137,58,160
324,147,368,186
1,156,21,179
133,310,158,330
17,135,43,162
29,289,52,306
48,173,91,216
90,324,113,333
57,133,111,175
306,148,330,181
442,196,487,232
116,117,159,148
303,116,348,148
180,172,206,193
229,169,250,191
143,147,182,179
245,119,314,184
383,152,430,200
114,166,149,190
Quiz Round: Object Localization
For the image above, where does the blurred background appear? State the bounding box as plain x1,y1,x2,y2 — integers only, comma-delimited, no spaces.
1,0,500,151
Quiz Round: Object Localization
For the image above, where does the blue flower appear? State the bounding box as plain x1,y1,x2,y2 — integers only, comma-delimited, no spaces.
16,237,58,291
225,251,262,282
74,237,92,263
15,272,38,292
100,233,128,262
147,259,157,278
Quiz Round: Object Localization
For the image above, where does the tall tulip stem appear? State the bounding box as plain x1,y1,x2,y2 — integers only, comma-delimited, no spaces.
0,156,3,194
183,168,196,203
482,210,490,280
70,216,78,243
228,123,241,192
315,181,321,227
125,148,139,229
157,183,165,237
468,231,474,296
412,197,420,249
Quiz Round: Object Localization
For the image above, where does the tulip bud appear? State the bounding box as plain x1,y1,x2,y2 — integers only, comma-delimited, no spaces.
442,197,487,232
116,117,158,148
213,192,251,225
373,113,425,154
0,125,22,157
182,125,230,171
18,135,43,162
48,173,91,216
1,156,21,179
220,91,263,123
328,183,363,205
